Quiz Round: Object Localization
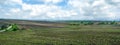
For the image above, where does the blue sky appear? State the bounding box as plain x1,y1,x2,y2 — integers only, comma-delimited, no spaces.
0,0,120,21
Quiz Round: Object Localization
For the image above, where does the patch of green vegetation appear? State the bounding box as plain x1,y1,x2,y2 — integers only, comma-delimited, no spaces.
0,24,19,32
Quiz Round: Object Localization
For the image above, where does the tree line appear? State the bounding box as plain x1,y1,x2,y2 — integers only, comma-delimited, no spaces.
68,21,119,26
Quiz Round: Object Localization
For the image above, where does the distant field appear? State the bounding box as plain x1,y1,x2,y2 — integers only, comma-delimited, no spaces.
0,20,120,45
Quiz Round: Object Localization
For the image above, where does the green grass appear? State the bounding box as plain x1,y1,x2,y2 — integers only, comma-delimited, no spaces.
0,25,120,45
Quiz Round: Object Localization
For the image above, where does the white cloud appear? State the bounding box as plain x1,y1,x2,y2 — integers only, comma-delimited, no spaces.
3,0,22,5
111,0,120,3
43,0,63,3
10,8,21,13
92,0,105,6
0,0,120,20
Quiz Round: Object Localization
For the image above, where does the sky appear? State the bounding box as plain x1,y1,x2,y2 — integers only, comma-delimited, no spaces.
0,0,120,21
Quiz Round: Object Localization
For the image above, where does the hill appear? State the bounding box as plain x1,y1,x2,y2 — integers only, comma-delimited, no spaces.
0,19,120,45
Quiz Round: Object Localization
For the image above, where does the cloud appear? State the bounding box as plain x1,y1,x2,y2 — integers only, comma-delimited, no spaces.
0,0,120,20
43,0,63,3
67,0,120,20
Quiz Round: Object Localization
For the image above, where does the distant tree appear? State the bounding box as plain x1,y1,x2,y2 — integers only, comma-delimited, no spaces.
88,22,94,25
98,22,106,25
110,21,118,25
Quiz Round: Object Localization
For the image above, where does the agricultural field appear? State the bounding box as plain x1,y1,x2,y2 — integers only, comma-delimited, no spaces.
0,19,120,45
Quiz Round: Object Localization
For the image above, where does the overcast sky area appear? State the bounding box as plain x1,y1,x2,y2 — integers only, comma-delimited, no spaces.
0,0,120,21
